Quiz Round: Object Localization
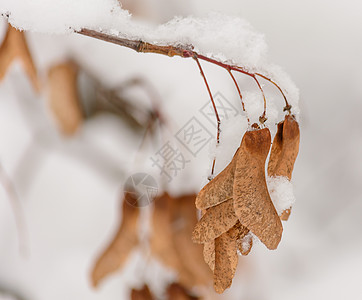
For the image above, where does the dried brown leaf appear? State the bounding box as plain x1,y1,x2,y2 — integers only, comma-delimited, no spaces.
192,199,238,244
213,229,238,294
172,195,213,286
151,193,195,286
166,283,199,300
226,220,249,241
0,25,40,91
151,193,181,269
48,62,84,135
195,149,239,210
131,285,154,300
280,208,291,221
268,115,300,220
203,240,215,271
233,128,283,250
91,194,139,287
268,114,300,180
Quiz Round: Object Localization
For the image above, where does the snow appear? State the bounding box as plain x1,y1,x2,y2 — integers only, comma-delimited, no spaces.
1,1,299,112
3,0,362,300
239,233,253,255
267,176,296,216
2,0,131,34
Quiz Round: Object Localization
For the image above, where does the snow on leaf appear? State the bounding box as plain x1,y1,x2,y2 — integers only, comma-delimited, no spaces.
233,128,283,250
268,114,300,219
213,229,238,294
268,114,300,181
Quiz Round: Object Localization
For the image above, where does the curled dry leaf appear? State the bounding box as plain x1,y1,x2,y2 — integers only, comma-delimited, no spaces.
192,199,237,244
193,126,292,292
203,240,215,271
233,128,282,250
0,25,40,91
91,193,139,287
280,208,291,221
151,193,212,288
268,115,300,180
268,114,300,220
150,193,187,274
227,221,249,241
48,62,84,135
213,229,238,293
211,221,249,293
172,195,212,286
166,283,200,300
195,150,237,210
131,285,154,300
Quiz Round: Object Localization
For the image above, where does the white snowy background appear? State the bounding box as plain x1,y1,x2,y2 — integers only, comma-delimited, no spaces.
1,0,362,299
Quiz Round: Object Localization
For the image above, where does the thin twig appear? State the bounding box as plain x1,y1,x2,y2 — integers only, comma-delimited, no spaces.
76,28,292,176
255,73,291,111
226,68,250,124
251,75,267,124
77,29,290,111
193,54,220,177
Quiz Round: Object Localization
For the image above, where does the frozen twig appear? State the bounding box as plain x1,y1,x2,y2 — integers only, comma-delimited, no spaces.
77,28,292,177
77,28,291,111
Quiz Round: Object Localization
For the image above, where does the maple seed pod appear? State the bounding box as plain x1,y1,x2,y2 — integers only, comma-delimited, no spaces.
91,194,139,287
280,208,291,221
233,128,283,250
150,193,185,273
166,283,200,300
203,240,215,271
0,25,40,91
226,221,249,241
48,62,84,135
268,114,300,180
131,285,154,300
172,195,213,286
213,229,238,293
268,114,300,220
195,148,239,210
192,199,238,244
151,193,212,288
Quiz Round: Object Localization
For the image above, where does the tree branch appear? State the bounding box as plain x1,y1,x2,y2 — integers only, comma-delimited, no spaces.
77,28,291,112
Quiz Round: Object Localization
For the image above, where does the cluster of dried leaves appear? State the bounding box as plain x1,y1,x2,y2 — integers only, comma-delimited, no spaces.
0,25,39,91
48,61,160,136
192,116,300,293
1,23,300,297
0,25,159,138
91,192,212,297
131,283,199,300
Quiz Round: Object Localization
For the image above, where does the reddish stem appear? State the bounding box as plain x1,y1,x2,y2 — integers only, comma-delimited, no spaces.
77,29,291,112
226,68,250,124
255,73,291,111
193,54,220,177
251,75,267,123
